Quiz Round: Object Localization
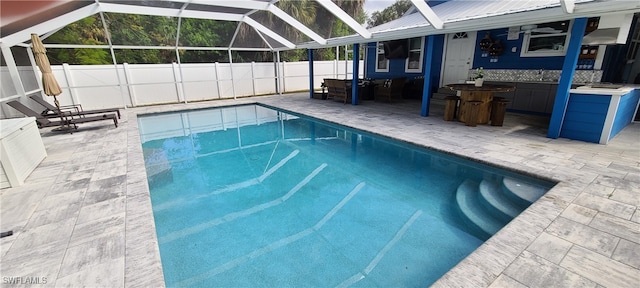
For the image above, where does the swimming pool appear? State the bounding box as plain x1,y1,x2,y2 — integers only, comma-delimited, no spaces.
138,104,555,287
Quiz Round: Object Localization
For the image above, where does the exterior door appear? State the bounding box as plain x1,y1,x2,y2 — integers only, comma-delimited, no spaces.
441,32,477,86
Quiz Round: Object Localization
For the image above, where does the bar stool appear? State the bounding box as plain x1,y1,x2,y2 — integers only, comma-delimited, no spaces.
465,101,482,127
491,98,510,126
443,96,460,121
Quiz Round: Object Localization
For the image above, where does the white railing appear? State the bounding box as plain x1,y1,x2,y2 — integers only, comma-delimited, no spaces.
0,60,364,118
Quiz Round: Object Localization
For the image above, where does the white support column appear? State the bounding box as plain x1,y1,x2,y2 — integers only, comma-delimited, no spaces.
266,4,327,45
560,0,575,14
273,52,279,94
122,63,137,107
281,61,287,93
243,16,296,49
228,50,236,99
251,61,257,96
335,46,339,78
175,2,189,104
175,57,188,104
25,47,45,98
276,51,283,95
315,0,371,39
344,45,349,79
172,62,184,103
214,62,222,99
0,46,27,100
98,8,128,108
61,63,79,105
409,0,444,29
594,45,606,70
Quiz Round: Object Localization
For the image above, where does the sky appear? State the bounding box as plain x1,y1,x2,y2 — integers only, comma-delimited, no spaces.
363,0,396,15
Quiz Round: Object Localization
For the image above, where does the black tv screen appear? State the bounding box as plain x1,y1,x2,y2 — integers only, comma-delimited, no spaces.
383,39,408,59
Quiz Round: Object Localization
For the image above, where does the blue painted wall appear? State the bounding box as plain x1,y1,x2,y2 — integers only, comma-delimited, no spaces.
610,89,640,139
560,93,610,143
472,29,566,70
365,35,444,92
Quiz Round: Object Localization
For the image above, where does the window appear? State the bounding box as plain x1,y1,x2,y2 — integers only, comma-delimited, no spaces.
405,37,424,73
375,42,389,72
521,20,572,57
626,19,640,61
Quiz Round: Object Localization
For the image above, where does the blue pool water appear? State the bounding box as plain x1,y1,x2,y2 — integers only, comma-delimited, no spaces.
139,104,554,287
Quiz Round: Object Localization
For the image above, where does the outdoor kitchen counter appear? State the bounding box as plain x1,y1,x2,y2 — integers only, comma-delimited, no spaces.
570,85,637,96
562,85,640,144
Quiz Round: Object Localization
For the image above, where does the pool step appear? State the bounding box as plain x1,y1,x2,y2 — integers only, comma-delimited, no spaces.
502,177,548,208
455,179,506,239
479,179,522,221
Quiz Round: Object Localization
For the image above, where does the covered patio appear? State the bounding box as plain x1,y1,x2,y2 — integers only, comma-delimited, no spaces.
1,0,640,287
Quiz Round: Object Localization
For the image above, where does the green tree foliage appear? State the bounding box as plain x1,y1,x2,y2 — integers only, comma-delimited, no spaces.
44,15,111,65
43,0,368,64
367,0,412,28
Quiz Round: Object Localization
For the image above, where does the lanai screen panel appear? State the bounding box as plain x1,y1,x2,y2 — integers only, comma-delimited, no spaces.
273,1,360,41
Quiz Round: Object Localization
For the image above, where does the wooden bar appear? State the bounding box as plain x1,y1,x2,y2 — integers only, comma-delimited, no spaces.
446,84,515,125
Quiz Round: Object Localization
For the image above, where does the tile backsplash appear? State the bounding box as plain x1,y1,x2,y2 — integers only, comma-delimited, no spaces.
468,69,603,84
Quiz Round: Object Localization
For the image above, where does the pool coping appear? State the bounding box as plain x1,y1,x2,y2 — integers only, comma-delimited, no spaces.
124,95,636,287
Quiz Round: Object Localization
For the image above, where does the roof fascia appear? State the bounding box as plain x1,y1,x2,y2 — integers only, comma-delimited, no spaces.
1,3,101,48
409,0,443,29
315,0,371,39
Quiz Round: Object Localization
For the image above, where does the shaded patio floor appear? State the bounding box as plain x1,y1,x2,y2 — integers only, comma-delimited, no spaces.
1,93,638,287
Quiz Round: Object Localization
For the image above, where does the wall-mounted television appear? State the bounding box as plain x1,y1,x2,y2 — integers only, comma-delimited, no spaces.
383,39,408,59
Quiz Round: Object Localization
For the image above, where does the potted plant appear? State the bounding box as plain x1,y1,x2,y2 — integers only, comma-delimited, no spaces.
474,67,484,87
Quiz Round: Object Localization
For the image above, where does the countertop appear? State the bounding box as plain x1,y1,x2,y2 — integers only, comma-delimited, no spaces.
447,83,516,92
570,85,638,96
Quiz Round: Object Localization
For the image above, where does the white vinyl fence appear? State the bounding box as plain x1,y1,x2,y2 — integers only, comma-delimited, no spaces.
0,60,364,118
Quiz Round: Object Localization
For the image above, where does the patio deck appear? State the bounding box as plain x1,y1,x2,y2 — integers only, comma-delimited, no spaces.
1,93,638,287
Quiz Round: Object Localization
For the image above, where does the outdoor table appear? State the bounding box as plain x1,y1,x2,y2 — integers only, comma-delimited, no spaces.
446,83,516,125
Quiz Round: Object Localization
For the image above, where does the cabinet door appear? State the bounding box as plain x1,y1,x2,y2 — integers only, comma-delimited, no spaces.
529,89,549,113
512,88,532,111
494,82,516,109
545,85,558,113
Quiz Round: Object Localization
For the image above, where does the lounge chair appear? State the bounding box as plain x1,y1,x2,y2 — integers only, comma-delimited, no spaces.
29,95,121,119
6,100,118,129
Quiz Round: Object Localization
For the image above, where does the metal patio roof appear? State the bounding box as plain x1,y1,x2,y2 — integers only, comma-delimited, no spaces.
298,0,640,49
1,0,639,51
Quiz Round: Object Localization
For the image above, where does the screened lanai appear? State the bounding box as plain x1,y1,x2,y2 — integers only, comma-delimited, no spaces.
1,0,374,118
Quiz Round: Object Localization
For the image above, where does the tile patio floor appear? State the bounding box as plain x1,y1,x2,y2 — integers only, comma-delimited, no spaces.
1,93,638,287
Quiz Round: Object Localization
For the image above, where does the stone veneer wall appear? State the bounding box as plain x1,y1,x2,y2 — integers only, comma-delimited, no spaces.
468,69,603,84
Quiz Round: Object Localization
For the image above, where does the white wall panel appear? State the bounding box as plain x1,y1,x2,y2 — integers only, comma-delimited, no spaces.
75,86,126,109
133,84,179,106
3,60,364,113
184,82,219,101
